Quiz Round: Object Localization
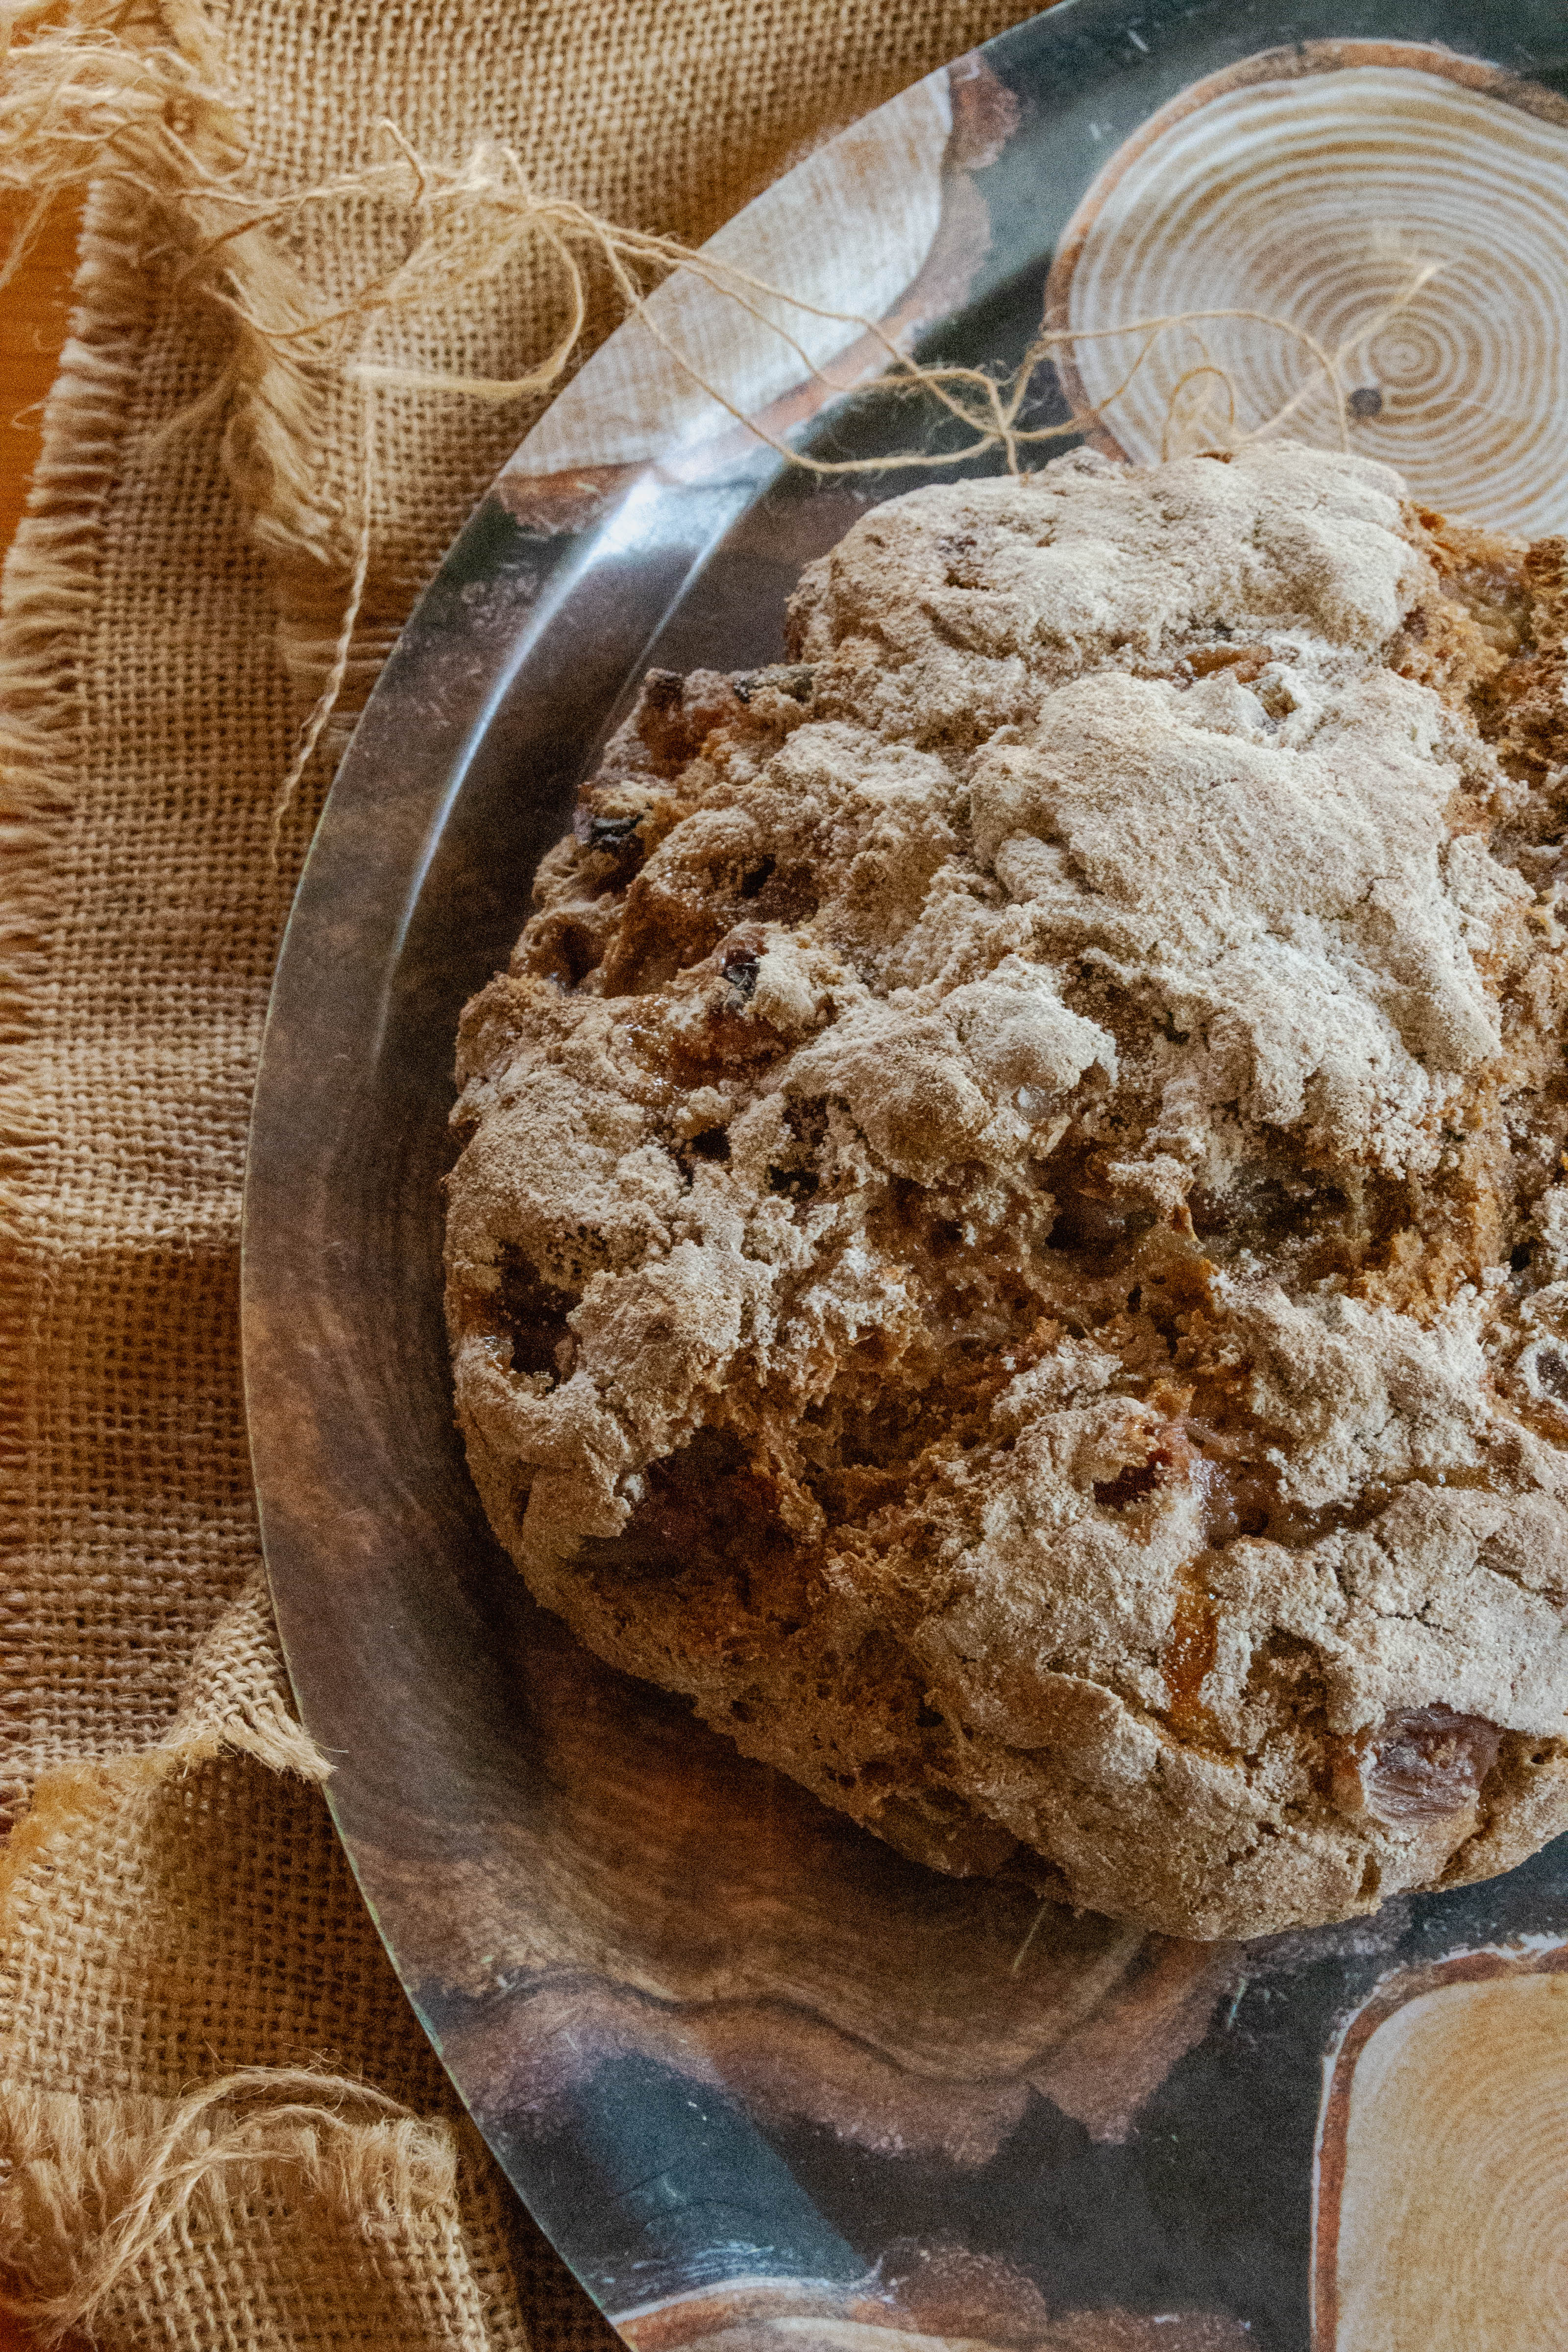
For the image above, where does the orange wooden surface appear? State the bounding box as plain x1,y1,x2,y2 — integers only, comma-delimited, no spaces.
0,188,86,2352
1,197,80,560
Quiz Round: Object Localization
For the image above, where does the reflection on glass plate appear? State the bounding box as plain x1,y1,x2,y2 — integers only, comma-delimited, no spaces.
1049,44,1568,534
1314,1943,1568,2351
245,2,1568,2346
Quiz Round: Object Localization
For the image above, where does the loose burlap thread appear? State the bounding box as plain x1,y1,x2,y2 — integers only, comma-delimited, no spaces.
0,0,1039,2341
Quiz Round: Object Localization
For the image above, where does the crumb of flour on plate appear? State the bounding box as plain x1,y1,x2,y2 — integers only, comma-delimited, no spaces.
444,440,1568,1941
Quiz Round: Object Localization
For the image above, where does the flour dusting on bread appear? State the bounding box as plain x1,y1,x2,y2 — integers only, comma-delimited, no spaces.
446,443,1568,1938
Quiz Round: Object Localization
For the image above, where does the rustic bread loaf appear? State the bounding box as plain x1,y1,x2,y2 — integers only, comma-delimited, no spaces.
446,443,1568,1938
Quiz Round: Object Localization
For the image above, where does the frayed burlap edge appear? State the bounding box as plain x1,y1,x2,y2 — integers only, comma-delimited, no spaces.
0,1793,529,2349
0,2070,489,2339
0,173,155,1707
0,1574,538,2351
0,2069,461,2302
4,1569,330,1828
166,1568,334,1782
1,0,377,823
0,2062,517,2348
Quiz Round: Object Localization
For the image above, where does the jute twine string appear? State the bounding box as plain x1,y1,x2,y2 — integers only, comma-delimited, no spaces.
2,0,1445,818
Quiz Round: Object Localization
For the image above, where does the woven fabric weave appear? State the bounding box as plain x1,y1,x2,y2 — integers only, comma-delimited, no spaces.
0,0,1030,2338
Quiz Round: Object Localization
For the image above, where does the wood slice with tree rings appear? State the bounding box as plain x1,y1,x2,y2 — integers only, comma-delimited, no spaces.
1045,46,1568,539
1312,1944,1568,2351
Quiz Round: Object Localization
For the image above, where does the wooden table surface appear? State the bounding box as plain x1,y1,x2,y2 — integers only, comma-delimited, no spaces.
1,192,85,2352
1,199,78,558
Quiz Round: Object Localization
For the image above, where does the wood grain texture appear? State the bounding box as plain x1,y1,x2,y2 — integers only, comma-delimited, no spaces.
0,197,80,567
1044,43,1568,536
1314,1943,1568,2352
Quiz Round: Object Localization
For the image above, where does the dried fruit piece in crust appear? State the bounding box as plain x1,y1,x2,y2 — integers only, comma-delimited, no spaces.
445,442,1568,1940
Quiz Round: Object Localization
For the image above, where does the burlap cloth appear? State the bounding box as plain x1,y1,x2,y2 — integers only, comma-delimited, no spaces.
0,0,1037,2341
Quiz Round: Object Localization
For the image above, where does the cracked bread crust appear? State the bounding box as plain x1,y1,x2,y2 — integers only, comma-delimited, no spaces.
445,442,1568,1940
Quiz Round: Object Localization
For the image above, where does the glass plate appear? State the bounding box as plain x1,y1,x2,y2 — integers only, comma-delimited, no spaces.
244,2,1568,2344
